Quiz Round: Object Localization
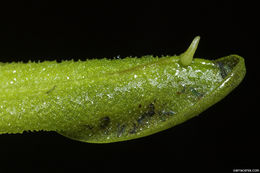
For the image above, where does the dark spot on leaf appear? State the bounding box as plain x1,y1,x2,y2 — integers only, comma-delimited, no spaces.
190,87,204,98
147,103,155,117
177,85,186,95
160,110,175,121
129,123,137,134
99,116,110,129
46,85,56,94
215,61,228,79
137,114,146,125
117,124,126,137
137,103,155,124
138,104,142,108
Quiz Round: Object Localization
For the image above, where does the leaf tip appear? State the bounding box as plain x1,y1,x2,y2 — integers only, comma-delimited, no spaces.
180,36,200,66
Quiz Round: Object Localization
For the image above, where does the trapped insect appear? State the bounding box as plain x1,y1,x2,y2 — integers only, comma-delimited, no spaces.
0,36,246,143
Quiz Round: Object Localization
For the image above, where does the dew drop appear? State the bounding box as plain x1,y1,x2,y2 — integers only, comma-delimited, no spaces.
107,94,112,98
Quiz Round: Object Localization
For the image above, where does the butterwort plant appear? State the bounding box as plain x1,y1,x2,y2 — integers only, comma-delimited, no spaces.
0,36,246,143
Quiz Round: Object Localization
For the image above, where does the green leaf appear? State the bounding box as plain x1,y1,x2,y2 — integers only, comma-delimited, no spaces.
0,37,246,143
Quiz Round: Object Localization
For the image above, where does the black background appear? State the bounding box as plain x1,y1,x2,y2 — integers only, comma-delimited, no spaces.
0,1,258,172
